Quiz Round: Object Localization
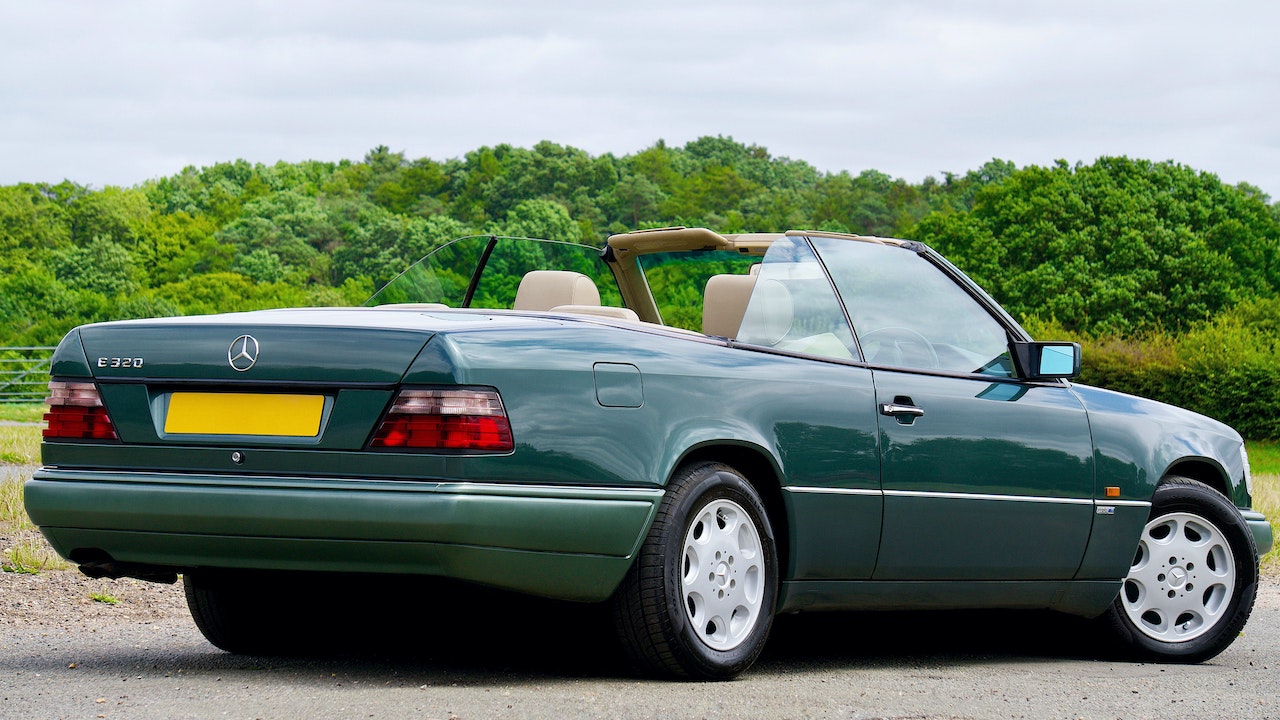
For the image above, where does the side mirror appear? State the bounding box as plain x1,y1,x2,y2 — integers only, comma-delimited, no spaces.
1010,341,1081,380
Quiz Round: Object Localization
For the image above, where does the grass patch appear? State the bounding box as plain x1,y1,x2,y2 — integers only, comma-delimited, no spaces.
1,468,71,575
0,425,41,465
1246,443,1279,574
1251,471,1279,574
1247,441,1280,475
1,468,32,531
90,591,120,605
2,539,70,574
0,403,44,423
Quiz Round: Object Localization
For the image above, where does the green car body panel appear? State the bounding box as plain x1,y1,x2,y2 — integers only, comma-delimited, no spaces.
26,230,1271,620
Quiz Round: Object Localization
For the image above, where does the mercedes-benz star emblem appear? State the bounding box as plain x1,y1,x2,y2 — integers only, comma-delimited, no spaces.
227,334,260,372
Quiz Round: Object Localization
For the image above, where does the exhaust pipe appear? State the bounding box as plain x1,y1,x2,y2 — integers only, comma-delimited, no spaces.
77,559,179,585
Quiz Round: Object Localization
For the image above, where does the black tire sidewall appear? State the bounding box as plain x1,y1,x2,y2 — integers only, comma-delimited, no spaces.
657,463,778,678
185,570,321,655
184,571,263,653
1107,478,1259,662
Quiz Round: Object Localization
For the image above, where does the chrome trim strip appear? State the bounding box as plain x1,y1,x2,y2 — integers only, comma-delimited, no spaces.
32,468,665,501
434,481,665,500
785,486,1147,507
884,489,1094,505
1099,499,1151,508
785,486,882,497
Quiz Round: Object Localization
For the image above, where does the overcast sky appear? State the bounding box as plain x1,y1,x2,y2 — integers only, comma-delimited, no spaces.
2,0,1277,199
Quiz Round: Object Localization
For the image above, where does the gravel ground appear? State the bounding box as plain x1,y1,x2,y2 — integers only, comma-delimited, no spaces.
0,569,187,627
0,573,1277,720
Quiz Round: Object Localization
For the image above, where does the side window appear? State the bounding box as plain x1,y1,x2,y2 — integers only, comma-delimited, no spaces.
809,237,1013,377
736,237,858,361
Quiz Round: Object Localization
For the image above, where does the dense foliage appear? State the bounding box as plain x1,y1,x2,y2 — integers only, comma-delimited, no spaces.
1024,300,1280,440
914,158,1280,335
2,138,1279,435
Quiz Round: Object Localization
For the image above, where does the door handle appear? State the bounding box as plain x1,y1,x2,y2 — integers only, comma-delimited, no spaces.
879,403,924,418
880,396,925,425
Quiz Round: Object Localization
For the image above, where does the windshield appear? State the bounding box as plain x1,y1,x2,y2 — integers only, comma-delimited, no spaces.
365,235,620,309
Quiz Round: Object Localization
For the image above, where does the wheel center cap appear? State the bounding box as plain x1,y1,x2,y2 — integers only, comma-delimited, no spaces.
1168,566,1188,588
714,562,730,588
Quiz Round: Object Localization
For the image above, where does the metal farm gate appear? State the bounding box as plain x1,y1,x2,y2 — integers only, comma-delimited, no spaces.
0,346,54,404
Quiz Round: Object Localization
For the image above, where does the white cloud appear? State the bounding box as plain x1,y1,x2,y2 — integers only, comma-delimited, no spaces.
1,0,1277,198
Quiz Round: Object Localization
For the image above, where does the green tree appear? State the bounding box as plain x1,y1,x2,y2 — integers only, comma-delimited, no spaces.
332,209,418,288
136,210,230,284
498,198,583,243
911,157,1280,334
0,184,73,254
607,173,665,228
233,248,288,283
52,237,141,295
663,163,761,221
66,186,152,247
216,191,339,283
155,272,312,315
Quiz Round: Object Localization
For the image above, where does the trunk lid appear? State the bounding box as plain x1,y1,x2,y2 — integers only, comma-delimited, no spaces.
66,308,455,451
78,308,442,384
51,308,563,454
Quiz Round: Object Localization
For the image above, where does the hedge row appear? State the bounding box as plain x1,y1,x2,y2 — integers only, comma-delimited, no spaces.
1025,299,1280,440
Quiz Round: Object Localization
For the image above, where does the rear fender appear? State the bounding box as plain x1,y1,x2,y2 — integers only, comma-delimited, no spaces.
51,329,92,378
660,422,782,492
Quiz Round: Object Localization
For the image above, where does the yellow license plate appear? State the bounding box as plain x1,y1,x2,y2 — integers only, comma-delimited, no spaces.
164,393,324,437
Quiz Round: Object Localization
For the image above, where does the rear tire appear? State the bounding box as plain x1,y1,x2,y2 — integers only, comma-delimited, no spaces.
1101,477,1258,663
185,570,313,655
611,462,778,679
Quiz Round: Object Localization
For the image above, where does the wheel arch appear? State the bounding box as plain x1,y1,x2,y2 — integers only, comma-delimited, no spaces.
1161,458,1231,500
675,442,791,582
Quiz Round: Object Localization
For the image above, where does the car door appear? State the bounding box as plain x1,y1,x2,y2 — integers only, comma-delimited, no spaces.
808,236,1095,581
734,236,882,580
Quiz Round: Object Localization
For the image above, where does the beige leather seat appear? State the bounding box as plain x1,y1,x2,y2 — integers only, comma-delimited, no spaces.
513,271,601,310
513,271,640,322
702,274,757,338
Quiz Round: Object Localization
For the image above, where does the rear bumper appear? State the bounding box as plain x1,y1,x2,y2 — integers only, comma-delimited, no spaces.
25,468,662,602
1242,509,1274,556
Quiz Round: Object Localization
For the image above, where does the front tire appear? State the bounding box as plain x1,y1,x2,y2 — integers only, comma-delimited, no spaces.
1102,477,1258,663
611,462,778,680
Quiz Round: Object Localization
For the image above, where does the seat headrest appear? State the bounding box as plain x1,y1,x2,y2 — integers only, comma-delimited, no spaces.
702,274,757,338
513,271,601,311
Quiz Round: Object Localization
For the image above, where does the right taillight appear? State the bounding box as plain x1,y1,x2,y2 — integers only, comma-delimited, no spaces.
369,388,514,452
43,380,119,441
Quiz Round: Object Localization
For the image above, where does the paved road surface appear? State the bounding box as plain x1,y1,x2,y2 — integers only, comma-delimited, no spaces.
2,578,1277,719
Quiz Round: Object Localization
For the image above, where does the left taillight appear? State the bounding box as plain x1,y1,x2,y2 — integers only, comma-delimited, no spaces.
43,380,119,441
369,388,513,453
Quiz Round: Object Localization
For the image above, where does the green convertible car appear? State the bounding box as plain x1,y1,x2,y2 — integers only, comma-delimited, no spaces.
26,227,1272,679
